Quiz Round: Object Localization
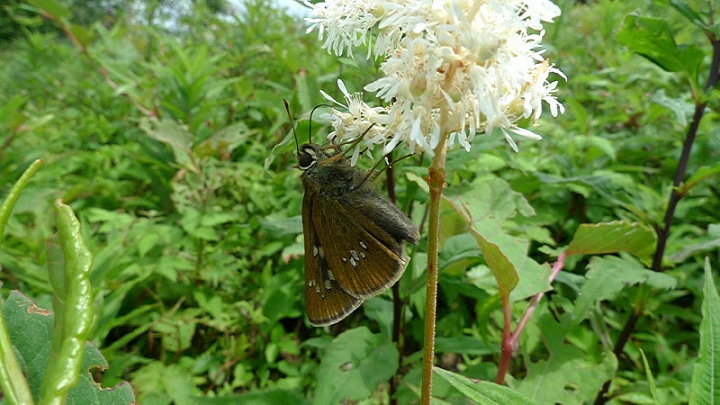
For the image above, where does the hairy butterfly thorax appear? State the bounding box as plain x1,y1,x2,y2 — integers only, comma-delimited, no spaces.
297,141,419,326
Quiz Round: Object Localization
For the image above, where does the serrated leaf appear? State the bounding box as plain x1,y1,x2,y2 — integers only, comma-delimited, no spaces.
440,177,550,301
566,221,656,260
2,291,134,404
515,345,616,403
616,15,703,76
689,259,720,405
433,367,535,404
445,175,536,222
565,256,675,327
313,327,398,405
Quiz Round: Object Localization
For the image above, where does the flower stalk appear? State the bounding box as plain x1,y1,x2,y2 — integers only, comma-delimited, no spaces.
421,111,450,403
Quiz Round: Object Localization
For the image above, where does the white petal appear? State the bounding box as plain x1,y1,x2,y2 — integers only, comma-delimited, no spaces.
509,125,543,140
350,144,361,166
320,90,345,108
337,79,351,99
502,128,519,152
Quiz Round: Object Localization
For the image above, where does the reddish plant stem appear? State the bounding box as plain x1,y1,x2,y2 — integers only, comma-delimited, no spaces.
511,252,567,348
496,252,567,384
496,295,514,384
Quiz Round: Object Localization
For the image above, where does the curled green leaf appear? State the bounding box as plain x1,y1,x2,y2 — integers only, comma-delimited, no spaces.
39,200,94,405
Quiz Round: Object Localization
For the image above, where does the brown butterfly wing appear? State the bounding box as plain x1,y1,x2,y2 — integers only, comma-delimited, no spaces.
312,195,410,299
303,190,362,326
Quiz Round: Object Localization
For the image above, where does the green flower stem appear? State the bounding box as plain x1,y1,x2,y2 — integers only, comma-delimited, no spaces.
0,159,43,239
0,159,43,405
421,120,450,405
39,200,94,405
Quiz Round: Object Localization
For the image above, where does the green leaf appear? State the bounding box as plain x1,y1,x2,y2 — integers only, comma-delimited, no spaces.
0,159,43,240
689,259,720,405
263,129,296,170
38,200,97,404
433,367,535,404
515,345,616,404
669,0,708,27
139,117,197,171
0,160,42,405
682,165,720,194
313,327,398,405
441,176,550,301
672,224,720,262
2,291,134,404
639,348,660,405
193,389,310,405
131,362,200,404
616,15,703,76
651,89,693,127
435,336,493,355
26,0,70,20
445,176,536,222
565,256,676,327
566,221,656,260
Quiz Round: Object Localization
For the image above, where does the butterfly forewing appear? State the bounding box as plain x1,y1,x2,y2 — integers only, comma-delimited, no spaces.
312,196,409,299
303,191,362,326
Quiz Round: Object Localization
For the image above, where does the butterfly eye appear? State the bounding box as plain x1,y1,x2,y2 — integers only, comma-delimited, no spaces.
298,149,316,170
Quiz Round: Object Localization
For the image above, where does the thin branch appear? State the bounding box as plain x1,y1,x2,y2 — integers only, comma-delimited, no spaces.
495,252,567,384
595,29,720,405
510,252,567,349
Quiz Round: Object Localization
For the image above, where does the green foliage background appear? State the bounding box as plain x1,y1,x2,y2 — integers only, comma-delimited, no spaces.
0,0,718,403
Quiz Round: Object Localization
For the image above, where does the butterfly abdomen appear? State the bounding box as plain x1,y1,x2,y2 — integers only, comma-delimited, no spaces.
346,192,419,245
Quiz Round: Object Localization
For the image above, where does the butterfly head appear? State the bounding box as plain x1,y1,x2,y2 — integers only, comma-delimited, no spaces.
298,143,330,171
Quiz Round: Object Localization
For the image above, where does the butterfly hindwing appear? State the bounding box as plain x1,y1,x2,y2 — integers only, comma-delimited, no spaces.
303,191,362,326
312,194,409,299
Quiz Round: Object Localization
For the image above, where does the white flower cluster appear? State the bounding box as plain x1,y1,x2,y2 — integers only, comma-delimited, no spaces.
306,0,565,162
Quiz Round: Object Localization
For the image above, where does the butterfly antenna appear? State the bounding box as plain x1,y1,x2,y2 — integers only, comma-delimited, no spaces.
308,103,334,145
283,99,300,154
